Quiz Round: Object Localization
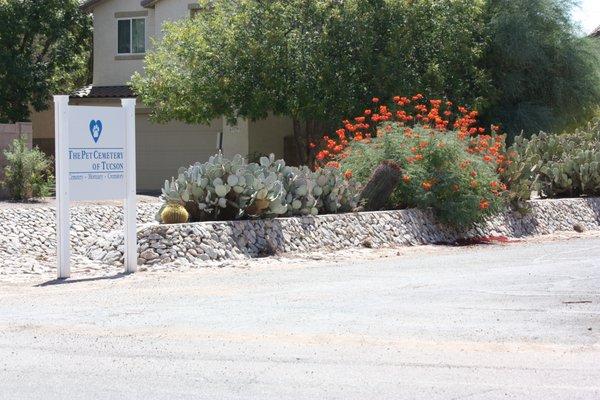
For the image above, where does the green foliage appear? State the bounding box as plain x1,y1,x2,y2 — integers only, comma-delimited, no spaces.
131,0,489,162
132,0,600,144
158,153,359,222
503,120,600,200
481,0,600,138
340,124,505,227
0,0,92,122
1,137,54,201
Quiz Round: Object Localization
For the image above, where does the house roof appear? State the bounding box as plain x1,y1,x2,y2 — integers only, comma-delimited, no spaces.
71,85,136,99
80,0,161,12
591,26,600,38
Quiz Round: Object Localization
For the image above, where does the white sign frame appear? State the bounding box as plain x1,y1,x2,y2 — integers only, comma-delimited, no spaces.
54,95,138,279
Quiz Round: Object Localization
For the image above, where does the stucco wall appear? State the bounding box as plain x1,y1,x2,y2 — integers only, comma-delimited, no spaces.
221,117,249,160
153,0,194,40
92,0,156,85
248,115,294,160
91,0,197,86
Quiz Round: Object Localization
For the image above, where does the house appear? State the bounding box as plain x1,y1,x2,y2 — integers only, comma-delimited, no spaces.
32,0,293,192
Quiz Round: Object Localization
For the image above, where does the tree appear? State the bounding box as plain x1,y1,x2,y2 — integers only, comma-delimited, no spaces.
0,0,92,123
132,0,487,164
132,0,600,161
480,0,600,138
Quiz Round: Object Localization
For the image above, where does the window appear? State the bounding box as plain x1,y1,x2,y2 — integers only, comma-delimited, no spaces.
117,18,145,54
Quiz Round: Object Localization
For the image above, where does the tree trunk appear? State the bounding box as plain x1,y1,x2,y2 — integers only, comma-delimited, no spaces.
292,118,307,166
292,118,329,167
359,160,402,211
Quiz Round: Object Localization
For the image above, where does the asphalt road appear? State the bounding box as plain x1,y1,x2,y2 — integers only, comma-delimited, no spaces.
1,238,599,399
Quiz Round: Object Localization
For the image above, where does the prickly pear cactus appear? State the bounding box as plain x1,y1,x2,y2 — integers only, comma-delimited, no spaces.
314,166,360,213
504,120,600,201
158,152,361,223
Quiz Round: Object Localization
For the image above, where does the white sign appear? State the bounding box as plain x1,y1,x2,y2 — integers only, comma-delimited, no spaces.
54,96,138,279
68,106,126,201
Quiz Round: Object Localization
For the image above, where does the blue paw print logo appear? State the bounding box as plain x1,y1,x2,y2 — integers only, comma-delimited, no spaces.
89,120,103,143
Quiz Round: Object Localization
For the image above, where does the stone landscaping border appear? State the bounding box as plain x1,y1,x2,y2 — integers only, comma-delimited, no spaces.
135,197,600,266
1,197,599,269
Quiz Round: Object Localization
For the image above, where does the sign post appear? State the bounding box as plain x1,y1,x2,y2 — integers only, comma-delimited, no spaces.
53,95,137,279
122,99,137,273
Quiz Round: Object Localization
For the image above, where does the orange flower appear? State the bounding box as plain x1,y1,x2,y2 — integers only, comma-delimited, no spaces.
372,97,380,103
309,142,316,149
326,161,340,168
414,154,424,161
316,150,329,161
344,169,353,179
422,180,433,191
470,180,478,189
452,184,460,192
402,175,411,184
479,199,490,210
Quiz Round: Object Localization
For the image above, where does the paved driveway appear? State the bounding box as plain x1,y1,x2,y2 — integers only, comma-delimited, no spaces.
1,238,599,399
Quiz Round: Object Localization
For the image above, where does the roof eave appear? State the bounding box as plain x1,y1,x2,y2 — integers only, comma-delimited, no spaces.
80,0,161,13
141,0,160,8
80,0,106,13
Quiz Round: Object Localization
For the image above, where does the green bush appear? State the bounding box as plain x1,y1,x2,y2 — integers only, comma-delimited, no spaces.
340,124,505,227
503,120,600,200
159,153,359,222
1,137,54,201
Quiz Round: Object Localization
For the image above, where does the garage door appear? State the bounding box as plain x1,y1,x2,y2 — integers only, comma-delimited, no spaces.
136,114,221,192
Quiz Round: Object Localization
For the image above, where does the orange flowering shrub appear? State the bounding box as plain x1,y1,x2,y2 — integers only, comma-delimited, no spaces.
311,95,508,227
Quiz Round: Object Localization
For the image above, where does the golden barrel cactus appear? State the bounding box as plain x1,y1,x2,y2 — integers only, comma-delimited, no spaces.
160,203,189,224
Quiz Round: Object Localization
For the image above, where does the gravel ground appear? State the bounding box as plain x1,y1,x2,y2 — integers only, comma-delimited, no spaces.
0,236,598,399
0,194,160,209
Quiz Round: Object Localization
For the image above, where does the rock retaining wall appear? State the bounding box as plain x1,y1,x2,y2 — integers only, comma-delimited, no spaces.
0,203,159,264
1,198,599,268
135,197,600,266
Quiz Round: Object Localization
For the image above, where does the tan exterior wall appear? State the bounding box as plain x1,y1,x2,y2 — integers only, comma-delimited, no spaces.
136,111,223,191
221,117,249,160
248,115,294,160
30,107,54,139
154,0,194,40
91,0,196,86
92,0,156,85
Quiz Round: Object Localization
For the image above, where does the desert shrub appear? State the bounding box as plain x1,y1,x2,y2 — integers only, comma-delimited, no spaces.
1,137,54,201
158,153,359,223
313,96,508,227
341,124,505,227
502,120,600,201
